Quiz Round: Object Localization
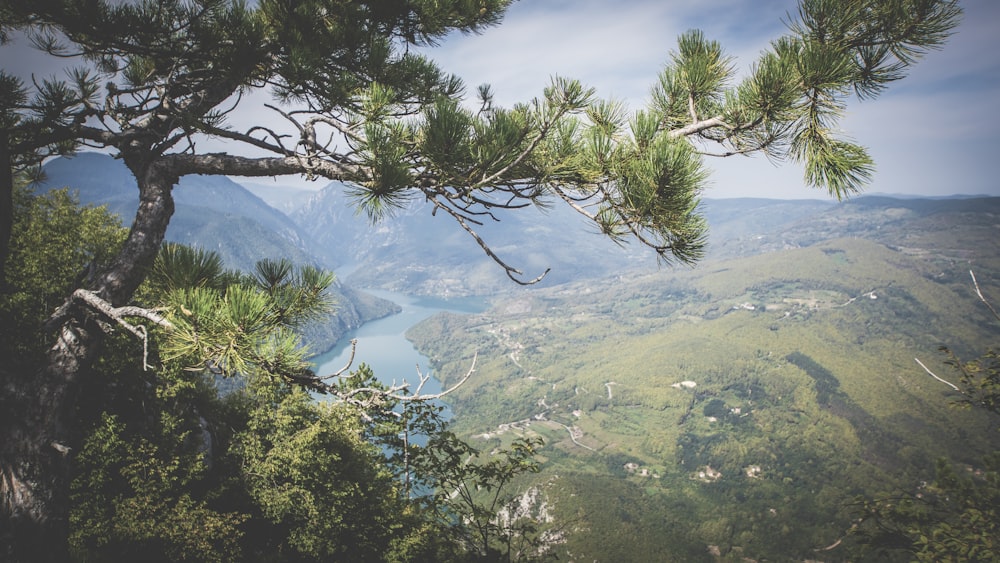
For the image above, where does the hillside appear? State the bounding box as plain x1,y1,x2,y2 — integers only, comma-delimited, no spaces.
34,153,398,354
36,153,321,272
406,198,1000,561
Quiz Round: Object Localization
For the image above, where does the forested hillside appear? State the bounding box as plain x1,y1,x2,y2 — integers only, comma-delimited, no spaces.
407,197,1000,561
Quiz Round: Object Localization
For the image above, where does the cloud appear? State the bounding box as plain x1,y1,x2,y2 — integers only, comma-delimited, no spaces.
427,0,799,108
426,0,687,108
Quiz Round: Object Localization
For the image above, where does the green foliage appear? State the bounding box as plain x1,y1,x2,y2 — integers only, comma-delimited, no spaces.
156,254,335,377
70,412,246,563
249,258,338,327
147,243,232,294
237,387,404,561
0,184,126,362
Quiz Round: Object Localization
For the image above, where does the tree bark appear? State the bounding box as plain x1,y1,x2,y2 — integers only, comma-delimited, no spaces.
99,156,178,305
1,316,102,562
0,156,176,561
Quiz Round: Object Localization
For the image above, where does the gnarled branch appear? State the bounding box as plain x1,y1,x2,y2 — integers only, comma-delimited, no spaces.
45,288,173,370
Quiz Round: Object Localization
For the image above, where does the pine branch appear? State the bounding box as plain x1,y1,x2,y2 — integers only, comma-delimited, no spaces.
669,116,731,139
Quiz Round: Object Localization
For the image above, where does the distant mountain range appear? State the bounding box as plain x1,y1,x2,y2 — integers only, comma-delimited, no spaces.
290,180,652,295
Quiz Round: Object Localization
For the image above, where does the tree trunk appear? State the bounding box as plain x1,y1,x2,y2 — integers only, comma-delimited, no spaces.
98,157,179,305
0,157,176,561
1,317,102,562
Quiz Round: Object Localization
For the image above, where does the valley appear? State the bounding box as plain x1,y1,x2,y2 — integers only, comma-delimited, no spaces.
37,154,1000,561
404,211,1000,560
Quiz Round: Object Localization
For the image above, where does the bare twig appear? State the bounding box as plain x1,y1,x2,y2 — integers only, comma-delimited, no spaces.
315,338,359,380
428,195,550,285
402,352,478,402
322,352,479,420
551,185,598,222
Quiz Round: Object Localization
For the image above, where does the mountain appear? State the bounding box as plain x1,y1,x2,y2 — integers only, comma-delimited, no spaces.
35,153,397,353
37,153,322,272
240,180,319,214
405,195,1000,561
293,182,656,296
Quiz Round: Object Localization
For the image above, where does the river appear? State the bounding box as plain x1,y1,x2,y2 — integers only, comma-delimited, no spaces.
310,289,486,410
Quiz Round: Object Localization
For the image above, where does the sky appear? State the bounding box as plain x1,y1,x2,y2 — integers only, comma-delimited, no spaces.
5,0,998,200
421,0,1000,200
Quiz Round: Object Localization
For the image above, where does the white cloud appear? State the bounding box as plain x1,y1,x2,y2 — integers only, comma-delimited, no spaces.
426,0,688,108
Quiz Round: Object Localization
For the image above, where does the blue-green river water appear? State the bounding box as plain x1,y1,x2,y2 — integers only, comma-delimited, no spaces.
310,289,486,408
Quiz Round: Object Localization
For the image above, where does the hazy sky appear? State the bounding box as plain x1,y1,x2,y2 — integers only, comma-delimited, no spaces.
425,0,1000,200
5,0,998,200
